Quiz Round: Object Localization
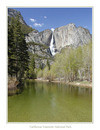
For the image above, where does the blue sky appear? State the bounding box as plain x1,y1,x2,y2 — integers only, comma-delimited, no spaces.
13,8,92,34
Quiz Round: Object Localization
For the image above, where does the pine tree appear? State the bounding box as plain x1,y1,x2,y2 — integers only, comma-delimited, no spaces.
47,59,50,70
28,55,36,79
13,15,29,80
8,17,16,76
8,15,29,81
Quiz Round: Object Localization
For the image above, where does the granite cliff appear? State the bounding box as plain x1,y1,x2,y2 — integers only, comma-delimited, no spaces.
53,23,92,52
25,23,92,55
25,29,52,46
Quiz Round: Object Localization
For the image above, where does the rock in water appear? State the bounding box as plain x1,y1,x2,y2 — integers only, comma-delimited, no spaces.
53,23,92,52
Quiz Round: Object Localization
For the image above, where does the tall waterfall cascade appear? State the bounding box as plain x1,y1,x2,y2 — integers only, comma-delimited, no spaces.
49,29,56,56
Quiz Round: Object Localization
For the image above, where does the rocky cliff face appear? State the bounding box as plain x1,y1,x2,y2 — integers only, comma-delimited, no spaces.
25,29,52,46
25,23,92,54
28,42,52,69
25,29,53,68
8,8,27,25
53,23,92,52
26,29,53,68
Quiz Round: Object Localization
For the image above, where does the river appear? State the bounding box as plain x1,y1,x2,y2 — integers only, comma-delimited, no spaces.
8,80,92,122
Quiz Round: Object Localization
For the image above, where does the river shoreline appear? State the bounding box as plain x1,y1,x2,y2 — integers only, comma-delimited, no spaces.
34,78,92,88
8,77,92,96
8,77,20,96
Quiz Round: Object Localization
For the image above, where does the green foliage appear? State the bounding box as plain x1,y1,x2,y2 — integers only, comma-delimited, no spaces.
37,42,92,82
20,24,34,35
37,66,51,81
8,15,29,81
37,69,43,78
47,59,50,70
8,16,34,35
26,40,53,79
26,55,37,79
42,66,50,80
28,42,49,49
8,17,16,76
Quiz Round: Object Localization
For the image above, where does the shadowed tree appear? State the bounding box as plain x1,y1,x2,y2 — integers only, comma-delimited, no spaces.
8,15,29,81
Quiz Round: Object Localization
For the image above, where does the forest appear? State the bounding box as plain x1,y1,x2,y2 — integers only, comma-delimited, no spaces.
8,16,29,82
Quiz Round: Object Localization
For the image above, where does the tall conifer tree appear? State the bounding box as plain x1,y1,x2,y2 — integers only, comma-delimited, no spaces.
8,17,16,76
8,15,29,81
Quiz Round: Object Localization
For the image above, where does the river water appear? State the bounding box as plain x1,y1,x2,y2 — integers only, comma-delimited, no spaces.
8,80,92,122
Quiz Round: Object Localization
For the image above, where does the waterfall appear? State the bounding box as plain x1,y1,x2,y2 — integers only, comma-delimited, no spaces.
50,29,56,56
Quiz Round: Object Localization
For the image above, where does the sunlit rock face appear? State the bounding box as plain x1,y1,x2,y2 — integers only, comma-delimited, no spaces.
25,29,53,68
25,29,57,56
25,23,92,55
25,29,52,46
53,23,92,52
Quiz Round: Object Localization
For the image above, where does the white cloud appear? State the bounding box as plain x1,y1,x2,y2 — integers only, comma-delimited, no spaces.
29,25,32,27
51,28,55,32
84,25,88,28
30,18,36,22
33,23,44,27
44,16,47,19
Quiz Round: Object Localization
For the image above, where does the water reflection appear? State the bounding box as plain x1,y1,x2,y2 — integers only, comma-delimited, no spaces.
24,80,92,97
8,80,92,122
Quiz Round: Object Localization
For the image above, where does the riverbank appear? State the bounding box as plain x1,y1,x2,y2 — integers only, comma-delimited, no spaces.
8,77,19,96
35,78,92,88
8,77,92,96
67,81,92,88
